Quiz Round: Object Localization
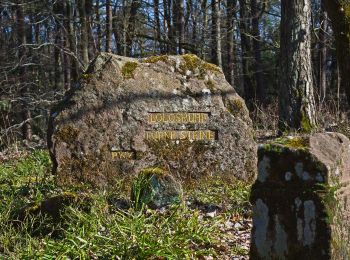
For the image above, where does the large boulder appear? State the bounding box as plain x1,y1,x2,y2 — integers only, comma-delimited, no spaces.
250,133,350,259
48,53,256,187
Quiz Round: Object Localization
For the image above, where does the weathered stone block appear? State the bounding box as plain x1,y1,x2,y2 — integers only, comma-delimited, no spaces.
48,53,256,187
250,133,350,259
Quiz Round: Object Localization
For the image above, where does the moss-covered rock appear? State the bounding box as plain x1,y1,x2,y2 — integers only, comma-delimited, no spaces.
178,54,221,78
48,53,256,188
131,167,183,209
121,61,138,79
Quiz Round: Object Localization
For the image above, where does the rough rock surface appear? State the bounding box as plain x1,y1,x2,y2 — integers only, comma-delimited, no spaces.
48,53,256,187
250,133,350,259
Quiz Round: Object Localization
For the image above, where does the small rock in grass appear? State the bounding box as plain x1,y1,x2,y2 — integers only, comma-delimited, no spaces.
131,167,183,209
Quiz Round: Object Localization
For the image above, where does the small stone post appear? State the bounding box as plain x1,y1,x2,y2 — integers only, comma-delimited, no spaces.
250,133,350,259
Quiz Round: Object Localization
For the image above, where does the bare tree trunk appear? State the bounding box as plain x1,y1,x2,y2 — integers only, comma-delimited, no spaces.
54,1,64,90
86,0,94,59
66,1,79,82
154,0,162,52
200,0,208,59
16,2,32,141
211,0,222,67
226,0,236,86
190,0,198,51
239,0,254,108
279,0,316,132
125,0,141,56
95,0,101,52
175,0,185,54
106,0,113,52
63,1,71,89
164,0,176,54
78,0,89,66
319,3,328,102
251,0,265,103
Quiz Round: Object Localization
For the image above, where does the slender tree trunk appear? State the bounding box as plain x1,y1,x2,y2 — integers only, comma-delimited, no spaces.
226,0,236,86
173,0,179,53
54,1,64,89
66,1,79,82
154,0,162,52
176,0,185,54
323,0,350,105
319,3,328,102
201,0,208,59
190,0,198,51
63,1,71,89
78,0,89,66
251,0,265,103
95,0,101,52
54,28,64,89
16,2,32,141
122,0,127,56
125,0,141,56
279,0,316,132
239,0,254,108
164,0,175,54
86,0,94,59
106,0,113,52
211,0,222,67
112,5,123,55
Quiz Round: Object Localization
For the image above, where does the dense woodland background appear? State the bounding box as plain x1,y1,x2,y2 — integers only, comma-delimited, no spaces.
0,0,348,148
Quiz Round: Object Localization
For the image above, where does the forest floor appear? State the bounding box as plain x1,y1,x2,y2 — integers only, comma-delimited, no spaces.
0,148,252,259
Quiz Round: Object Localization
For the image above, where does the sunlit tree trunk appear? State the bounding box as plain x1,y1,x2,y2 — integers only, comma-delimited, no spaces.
78,0,89,66
200,0,208,59
211,0,222,67
106,0,113,52
226,0,236,86
279,0,316,132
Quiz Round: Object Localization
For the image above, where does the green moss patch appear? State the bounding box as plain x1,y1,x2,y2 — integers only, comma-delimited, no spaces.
272,136,309,150
121,61,138,79
179,54,221,79
202,61,221,73
224,97,244,116
300,111,314,133
143,55,169,63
